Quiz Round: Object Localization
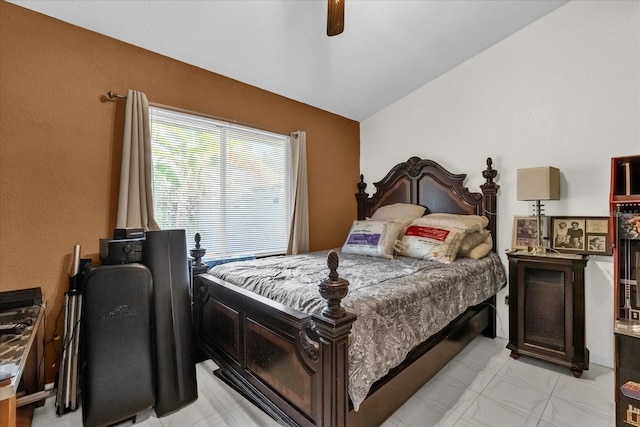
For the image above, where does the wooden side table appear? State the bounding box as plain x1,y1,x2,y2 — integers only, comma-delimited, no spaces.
0,305,45,427
506,250,589,377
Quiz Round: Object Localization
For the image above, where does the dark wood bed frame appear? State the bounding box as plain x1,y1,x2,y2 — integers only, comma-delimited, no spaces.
193,156,500,427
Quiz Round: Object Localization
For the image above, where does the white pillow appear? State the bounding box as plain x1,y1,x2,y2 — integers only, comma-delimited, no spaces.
342,220,404,259
370,203,426,222
465,234,494,259
415,213,489,233
399,223,466,263
458,230,491,256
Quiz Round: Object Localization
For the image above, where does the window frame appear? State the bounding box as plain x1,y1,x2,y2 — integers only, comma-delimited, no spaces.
149,106,292,260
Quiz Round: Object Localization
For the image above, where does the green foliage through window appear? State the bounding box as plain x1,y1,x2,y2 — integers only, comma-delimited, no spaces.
149,107,291,259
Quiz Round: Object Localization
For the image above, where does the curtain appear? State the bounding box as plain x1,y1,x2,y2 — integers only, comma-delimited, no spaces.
287,131,309,254
115,90,160,231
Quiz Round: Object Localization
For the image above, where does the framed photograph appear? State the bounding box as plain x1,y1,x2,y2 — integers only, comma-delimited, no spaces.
617,212,640,240
512,216,548,250
550,216,611,255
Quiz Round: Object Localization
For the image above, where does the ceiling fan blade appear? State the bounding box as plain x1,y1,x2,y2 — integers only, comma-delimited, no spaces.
327,0,345,36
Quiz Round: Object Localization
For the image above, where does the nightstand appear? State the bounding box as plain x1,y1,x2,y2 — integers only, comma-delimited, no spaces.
506,250,589,377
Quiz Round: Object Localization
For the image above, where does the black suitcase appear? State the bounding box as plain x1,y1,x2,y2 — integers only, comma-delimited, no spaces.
81,263,155,427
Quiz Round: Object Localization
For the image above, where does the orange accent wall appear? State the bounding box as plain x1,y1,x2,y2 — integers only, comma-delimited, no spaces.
0,2,360,382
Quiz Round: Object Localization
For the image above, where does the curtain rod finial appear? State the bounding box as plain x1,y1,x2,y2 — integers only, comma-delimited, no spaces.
107,91,126,99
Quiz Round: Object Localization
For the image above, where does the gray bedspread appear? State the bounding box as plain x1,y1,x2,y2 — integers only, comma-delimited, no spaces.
209,250,507,410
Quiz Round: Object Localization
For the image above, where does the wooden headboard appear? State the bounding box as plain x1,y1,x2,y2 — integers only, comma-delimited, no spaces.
355,156,499,250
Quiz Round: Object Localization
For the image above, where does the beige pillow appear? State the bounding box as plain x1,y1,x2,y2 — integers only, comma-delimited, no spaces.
458,230,491,256
399,223,466,263
415,213,489,233
465,234,494,259
370,203,426,222
342,220,404,259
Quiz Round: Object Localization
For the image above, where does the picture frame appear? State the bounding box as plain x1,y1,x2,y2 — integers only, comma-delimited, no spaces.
549,216,611,255
512,216,548,250
617,212,640,240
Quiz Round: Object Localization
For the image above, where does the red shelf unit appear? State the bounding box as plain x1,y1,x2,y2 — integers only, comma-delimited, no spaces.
609,154,640,427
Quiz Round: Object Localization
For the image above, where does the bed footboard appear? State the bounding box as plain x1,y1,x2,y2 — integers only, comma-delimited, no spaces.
193,251,356,427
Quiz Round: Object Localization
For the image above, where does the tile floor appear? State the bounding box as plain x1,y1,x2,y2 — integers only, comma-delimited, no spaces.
30,336,615,427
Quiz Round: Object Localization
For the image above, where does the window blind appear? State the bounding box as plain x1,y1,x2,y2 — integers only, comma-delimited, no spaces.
149,106,291,259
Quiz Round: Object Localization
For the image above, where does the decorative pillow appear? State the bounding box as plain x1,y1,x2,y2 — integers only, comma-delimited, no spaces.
415,213,489,233
399,223,466,263
370,203,426,222
342,220,404,259
458,229,491,256
465,234,494,259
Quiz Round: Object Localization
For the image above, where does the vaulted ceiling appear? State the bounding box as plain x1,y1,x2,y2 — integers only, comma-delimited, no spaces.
9,0,568,121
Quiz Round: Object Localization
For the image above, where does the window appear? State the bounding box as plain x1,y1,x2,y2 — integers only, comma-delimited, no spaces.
149,106,291,259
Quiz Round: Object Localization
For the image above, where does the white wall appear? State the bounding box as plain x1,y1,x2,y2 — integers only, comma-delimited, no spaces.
360,0,640,368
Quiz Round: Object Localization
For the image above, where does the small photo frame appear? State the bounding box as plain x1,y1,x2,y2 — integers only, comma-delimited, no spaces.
550,216,611,255
617,212,640,240
512,216,548,250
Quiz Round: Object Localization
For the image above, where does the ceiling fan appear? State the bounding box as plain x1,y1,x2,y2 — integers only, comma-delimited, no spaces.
327,0,345,36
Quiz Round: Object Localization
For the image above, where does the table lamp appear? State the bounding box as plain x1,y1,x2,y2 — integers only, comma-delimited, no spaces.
517,166,560,254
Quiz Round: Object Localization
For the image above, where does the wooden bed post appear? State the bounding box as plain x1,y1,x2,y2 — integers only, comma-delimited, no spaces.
480,157,499,339
355,175,369,221
480,157,499,251
313,251,356,427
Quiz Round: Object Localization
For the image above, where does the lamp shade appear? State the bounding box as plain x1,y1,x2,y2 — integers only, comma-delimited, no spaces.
517,167,560,201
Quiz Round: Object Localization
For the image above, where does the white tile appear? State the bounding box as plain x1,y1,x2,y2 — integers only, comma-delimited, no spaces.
480,374,550,417
198,358,220,372
413,377,480,425
30,341,615,427
553,363,615,395
434,391,480,427
391,396,443,426
495,356,560,394
433,359,496,394
204,375,254,414
31,398,68,426
128,415,163,427
415,376,478,411
380,417,402,427
195,412,241,427
460,395,540,427
386,395,449,427
33,409,83,427
457,336,509,359
551,372,615,419
158,387,225,427
454,344,510,375
225,404,280,427
540,395,615,427
451,418,478,427
196,363,221,393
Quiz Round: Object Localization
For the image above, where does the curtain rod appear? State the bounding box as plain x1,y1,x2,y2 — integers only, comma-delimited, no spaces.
107,91,127,99
106,90,289,136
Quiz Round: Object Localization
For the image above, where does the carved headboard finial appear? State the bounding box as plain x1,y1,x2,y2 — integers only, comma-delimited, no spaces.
482,157,497,184
357,174,367,194
190,233,206,266
356,175,370,220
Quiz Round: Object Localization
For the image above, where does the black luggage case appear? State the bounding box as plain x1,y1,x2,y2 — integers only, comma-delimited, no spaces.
81,263,155,427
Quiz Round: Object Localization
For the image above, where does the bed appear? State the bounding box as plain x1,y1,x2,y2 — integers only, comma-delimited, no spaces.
193,156,505,427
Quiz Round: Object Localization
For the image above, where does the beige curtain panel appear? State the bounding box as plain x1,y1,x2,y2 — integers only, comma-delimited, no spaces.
115,89,160,231
287,130,309,255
